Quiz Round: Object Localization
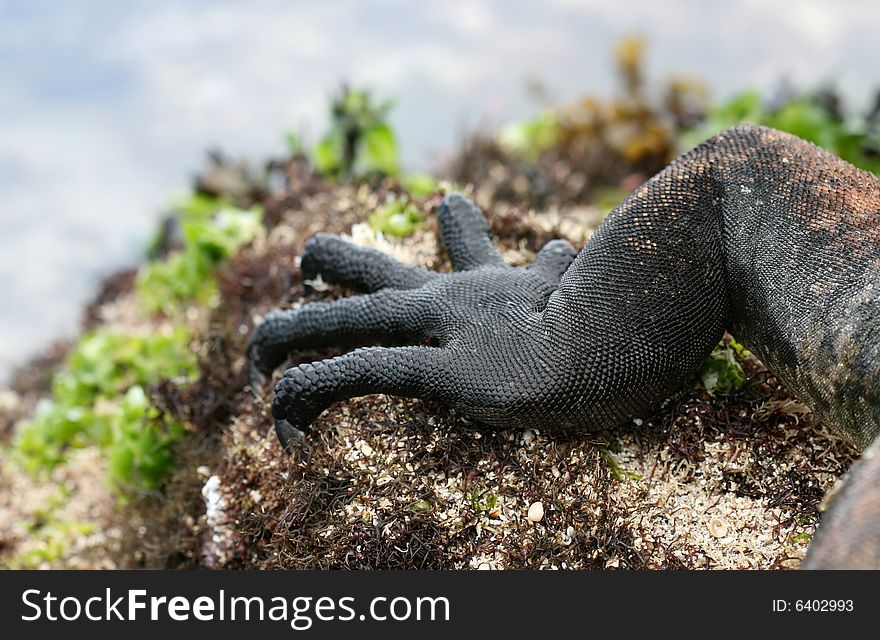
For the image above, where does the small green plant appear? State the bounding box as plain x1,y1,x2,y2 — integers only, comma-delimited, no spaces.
468,488,498,517
169,192,231,220
314,87,400,179
499,109,560,160
137,204,261,314
684,89,880,175
13,179,259,500
137,249,218,312
13,328,196,488
7,521,95,569
600,449,642,481
368,197,423,237
13,402,106,470
5,486,95,569
698,337,751,396
399,172,439,198
285,131,304,157
106,386,186,493
57,327,197,407
408,499,433,512
790,532,813,545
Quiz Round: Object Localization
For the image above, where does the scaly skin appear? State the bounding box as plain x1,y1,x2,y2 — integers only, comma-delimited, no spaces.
248,124,880,569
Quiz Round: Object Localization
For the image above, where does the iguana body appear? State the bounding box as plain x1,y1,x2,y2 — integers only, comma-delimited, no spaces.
248,124,880,568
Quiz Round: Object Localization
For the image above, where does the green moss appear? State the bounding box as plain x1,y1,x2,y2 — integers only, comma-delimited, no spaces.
6,487,95,569
368,197,424,237
400,172,439,197
468,488,498,517
601,449,642,482
13,329,196,489
314,87,400,179
137,205,261,315
106,386,187,493
499,110,560,160
790,532,813,545
683,89,880,176
409,499,433,512
698,337,750,396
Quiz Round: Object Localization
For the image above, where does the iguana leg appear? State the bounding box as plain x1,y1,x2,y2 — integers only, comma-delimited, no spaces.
251,182,722,441
249,125,880,568
256,195,582,442
802,432,880,569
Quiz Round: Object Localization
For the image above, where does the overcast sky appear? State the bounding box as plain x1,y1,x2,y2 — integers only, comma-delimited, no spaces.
1,0,879,380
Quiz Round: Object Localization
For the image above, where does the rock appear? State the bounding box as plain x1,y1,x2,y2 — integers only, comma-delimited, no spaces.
708,516,730,538
527,501,544,522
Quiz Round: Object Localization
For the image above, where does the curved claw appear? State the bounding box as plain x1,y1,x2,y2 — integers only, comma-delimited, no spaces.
271,366,320,446
245,331,274,397
247,353,266,397
274,417,306,452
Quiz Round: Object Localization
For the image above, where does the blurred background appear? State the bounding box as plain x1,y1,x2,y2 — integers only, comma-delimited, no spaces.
2,0,880,382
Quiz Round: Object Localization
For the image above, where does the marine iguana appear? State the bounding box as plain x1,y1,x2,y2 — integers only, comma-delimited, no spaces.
247,124,880,569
